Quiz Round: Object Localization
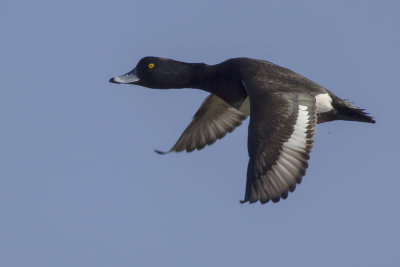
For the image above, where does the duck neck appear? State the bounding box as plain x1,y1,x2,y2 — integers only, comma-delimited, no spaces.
187,62,244,105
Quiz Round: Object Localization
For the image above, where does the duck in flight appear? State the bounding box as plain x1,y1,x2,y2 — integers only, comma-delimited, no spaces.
110,57,375,204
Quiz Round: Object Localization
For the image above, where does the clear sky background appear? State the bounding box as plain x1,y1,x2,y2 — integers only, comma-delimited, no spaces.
1,0,398,266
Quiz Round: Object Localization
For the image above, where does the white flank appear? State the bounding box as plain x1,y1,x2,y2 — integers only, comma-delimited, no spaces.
240,93,332,116
315,93,333,113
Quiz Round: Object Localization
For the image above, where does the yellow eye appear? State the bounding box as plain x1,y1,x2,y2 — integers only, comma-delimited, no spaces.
148,63,155,69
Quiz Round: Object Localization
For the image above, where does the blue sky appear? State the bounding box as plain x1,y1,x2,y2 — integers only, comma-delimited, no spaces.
1,0,398,266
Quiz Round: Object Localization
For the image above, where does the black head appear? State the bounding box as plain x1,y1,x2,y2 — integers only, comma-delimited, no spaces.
109,57,194,89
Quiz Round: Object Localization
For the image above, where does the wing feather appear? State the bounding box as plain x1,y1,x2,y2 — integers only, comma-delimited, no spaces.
241,80,317,204
156,94,247,154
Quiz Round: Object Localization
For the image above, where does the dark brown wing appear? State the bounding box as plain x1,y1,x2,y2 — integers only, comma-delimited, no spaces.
156,94,248,154
241,80,317,204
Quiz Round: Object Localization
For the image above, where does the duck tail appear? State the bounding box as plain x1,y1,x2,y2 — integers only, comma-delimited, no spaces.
333,99,376,124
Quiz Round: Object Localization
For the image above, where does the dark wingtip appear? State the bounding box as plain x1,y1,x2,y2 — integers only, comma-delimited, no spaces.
271,197,281,203
109,77,116,83
240,199,273,205
154,149,170,155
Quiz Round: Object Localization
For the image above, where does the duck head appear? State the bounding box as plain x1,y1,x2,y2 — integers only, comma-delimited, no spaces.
110,57,194,89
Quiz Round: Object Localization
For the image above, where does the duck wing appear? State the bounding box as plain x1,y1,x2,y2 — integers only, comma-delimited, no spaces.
241,80,317,204
155,94,248,154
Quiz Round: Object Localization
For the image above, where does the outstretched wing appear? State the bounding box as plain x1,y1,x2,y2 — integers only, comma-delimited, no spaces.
156,94,248,154
241,80,317,204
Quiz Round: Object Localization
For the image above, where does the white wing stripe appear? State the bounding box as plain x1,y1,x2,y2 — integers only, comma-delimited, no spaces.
277,156,300,178
275,161,297,185
285,142,307,152
281,147,305,162
265,105,312,195
272,166,290,188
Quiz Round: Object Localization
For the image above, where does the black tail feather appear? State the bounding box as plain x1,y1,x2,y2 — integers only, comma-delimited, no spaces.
333,99,376,124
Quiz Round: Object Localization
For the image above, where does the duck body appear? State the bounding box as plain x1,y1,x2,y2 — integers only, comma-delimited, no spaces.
110,57,375,204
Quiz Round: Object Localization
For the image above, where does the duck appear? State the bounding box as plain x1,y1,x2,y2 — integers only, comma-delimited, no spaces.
110,57,375,204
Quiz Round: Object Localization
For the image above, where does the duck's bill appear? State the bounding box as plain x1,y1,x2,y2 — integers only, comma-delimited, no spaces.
109,67,139,84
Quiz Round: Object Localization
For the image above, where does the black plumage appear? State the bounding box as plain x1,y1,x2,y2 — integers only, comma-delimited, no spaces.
110,57,375,204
